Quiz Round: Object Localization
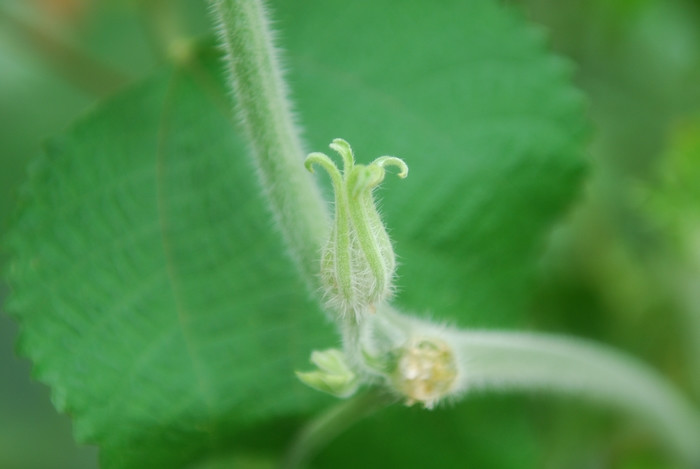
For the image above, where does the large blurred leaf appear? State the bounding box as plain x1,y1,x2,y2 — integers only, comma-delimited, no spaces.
4,0,587,467
5,52,334,468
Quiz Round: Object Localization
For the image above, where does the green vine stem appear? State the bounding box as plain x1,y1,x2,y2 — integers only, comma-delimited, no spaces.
282,388,396,469
446,329,700,463
211,0,328,286
350,309,700,463
298,304,700,463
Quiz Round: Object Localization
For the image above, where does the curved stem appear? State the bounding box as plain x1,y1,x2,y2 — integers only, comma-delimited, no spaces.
305,153,343,190
281,388,396,469
329,138,355,175
210,0,329,288
373,156,409,178
445,330,700,464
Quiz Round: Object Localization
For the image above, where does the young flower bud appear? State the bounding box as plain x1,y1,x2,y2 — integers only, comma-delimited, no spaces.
305,139,408,319
390,337,458,409
296,349,359,398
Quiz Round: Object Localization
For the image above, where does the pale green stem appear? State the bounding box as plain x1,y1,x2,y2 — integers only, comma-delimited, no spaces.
445,330,700,464
281,388,396,469
210,0,328,286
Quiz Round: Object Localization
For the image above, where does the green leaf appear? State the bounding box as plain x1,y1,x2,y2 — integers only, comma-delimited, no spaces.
5,51,334,468
4,0,587,467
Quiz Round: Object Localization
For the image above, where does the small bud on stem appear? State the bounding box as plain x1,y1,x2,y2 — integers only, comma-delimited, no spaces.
305,139,408,320
391,337,458,409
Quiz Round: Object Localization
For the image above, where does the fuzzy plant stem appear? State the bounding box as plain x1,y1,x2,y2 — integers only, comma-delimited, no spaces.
211,0,328,286
446,330,700,464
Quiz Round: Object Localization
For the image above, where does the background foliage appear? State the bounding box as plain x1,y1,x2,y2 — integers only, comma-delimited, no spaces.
1,0,699,468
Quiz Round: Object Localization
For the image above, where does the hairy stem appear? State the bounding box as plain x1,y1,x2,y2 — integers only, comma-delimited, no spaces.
211,0,328,286
282,388,396,469
446,330,700,464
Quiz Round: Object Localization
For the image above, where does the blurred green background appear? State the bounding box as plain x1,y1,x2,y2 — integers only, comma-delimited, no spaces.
1,0,699,467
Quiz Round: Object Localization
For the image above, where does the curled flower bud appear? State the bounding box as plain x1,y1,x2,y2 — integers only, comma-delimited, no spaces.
391,337,458,409
305,139,408,319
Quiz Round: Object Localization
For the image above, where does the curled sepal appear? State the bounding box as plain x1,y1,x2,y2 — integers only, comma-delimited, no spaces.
305,138,408,319
390,337,458,409
296,349,359,398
